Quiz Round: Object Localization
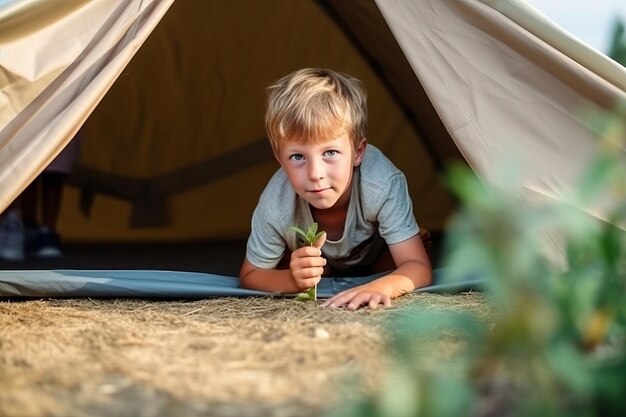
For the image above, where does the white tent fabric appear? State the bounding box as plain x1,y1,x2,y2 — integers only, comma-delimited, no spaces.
376,0,626,262
0,0,175,212
485,0,626,92
1,0,625,273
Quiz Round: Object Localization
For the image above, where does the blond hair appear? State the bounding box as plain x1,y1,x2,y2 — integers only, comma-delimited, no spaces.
265,68,367,153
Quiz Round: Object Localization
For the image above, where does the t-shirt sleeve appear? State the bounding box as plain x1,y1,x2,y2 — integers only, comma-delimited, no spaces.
377,173,420,245
245,198,287,269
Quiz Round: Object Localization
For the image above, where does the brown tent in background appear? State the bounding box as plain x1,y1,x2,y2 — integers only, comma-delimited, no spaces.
66,0,460,242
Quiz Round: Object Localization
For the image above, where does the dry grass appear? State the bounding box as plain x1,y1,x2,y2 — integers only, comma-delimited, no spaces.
0,292,488,417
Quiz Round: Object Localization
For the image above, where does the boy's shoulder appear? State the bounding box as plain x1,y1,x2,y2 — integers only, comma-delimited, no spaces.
257,167,297,216
360,145,404,188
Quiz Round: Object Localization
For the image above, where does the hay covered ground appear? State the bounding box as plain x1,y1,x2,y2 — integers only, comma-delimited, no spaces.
0,292,488,417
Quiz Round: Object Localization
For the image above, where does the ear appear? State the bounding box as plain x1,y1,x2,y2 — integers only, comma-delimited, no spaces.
273,150,284,167
353,138,367,166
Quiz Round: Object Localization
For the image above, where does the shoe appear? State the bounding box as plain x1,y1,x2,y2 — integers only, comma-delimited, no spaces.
24,220,40,250
32,228,63,258
32,227,63,258
0,210,25,261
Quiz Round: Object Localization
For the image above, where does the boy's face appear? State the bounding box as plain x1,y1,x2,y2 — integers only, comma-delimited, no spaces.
276,133,367,210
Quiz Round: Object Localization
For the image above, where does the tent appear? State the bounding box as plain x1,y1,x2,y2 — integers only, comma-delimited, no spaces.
1,0,625,297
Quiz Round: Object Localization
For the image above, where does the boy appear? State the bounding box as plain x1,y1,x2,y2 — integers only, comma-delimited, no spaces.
239,68,432,310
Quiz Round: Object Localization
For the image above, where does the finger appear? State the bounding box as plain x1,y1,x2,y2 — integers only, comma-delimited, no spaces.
293,246,322,258
346,293,375,311
321,296,334,308
321,290,354,308
293,274,321,290
312,232,326,249
347,298,365,311
291,257,326,271
382,295,392,308
368,294,391,310
298,278,320,290
293,267,325,281
368,296,381,310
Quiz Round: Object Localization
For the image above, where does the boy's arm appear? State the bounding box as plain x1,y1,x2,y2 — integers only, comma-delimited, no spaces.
239,258,303,293
322,234,432,310
240,234,327,293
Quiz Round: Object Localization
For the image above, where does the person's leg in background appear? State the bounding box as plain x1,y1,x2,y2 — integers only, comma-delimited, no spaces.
1,172,65,259
0,201,25,261
27,133,80,258
20,176,41,253
5,171,66,259
0,130,81,261
32,131,81,258
29,172,66,257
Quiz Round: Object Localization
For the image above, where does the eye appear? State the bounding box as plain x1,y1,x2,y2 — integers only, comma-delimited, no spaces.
289,154,305,162
323,150,338,158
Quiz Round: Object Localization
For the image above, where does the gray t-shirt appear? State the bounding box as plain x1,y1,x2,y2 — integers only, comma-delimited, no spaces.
246,145,419,271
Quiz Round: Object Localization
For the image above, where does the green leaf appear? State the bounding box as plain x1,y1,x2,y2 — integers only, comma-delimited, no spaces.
312,231,325,244
289,226,308,242
292,222,325,246
308,285,317,300
294,286,316,301
305,223,319,244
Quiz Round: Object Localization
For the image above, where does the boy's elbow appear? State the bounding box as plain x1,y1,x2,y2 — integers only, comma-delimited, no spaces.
239,268,259,289
414,260,433,288
239,274,250,289
238,260,257,289
423,268,433,287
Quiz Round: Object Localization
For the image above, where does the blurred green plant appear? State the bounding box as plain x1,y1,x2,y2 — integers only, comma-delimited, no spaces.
330,69,626,417
607,17,626,64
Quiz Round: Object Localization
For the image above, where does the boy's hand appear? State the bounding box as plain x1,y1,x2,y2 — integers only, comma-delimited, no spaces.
322,282,392,310
289,232,326,291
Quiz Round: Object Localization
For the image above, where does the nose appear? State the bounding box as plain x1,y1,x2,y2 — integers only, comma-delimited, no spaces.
308,158,324,181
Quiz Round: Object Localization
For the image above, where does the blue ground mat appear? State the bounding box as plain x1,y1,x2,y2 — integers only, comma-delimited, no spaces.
0,268,483,299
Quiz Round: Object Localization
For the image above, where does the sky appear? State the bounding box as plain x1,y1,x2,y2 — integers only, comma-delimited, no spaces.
524,0,626,53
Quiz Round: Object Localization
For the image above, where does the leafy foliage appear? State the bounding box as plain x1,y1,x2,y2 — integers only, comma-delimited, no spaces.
607,17,626,65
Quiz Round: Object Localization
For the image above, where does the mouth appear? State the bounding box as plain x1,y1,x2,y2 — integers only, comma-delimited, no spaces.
308,188,330,194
